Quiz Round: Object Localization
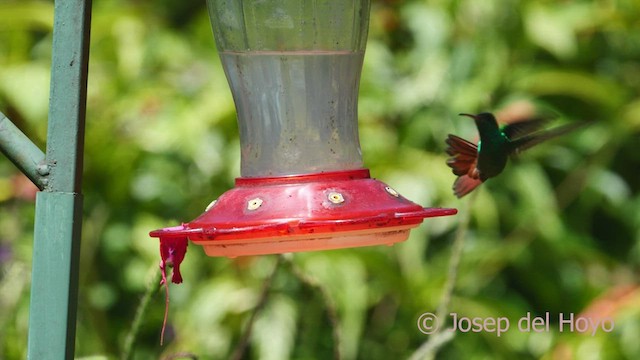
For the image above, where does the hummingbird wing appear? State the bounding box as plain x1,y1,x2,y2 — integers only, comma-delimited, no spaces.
445,134,478,176
453,175,483,198
501,117,550,141
509,121,590,155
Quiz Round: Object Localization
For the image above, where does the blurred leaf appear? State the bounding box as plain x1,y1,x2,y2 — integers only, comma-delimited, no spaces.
302,253,367,360
622,99,640,131
0,1,54,31
0,64,50,123
587,168,632,206
252,295,297,360
524,2,596,59
513,70,625,110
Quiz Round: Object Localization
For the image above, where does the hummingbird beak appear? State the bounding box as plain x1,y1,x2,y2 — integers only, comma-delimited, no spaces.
458,113,477,120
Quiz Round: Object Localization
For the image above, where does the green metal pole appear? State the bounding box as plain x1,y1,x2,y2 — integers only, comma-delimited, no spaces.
0,111,47,190
27,0,91,358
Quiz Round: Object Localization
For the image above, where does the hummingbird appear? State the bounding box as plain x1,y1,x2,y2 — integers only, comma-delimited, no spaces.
445,112,587,198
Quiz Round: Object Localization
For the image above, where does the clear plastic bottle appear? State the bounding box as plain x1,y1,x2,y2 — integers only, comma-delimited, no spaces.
207,0,370,177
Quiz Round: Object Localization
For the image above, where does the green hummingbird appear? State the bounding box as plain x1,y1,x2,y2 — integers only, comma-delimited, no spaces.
445,112,587,198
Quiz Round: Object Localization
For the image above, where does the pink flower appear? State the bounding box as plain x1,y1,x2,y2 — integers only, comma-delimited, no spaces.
158,235,188,345
159,236,188,284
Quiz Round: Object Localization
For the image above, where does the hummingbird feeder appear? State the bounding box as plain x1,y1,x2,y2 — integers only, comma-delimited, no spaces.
150,0,457,279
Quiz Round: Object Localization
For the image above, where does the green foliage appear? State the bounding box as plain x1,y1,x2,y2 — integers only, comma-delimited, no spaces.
1,0,639,359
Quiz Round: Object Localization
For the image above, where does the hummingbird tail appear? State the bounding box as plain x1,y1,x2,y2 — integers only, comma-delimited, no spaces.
453,175,483,198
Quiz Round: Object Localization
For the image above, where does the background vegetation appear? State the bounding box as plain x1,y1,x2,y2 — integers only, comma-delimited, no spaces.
1,0,639,359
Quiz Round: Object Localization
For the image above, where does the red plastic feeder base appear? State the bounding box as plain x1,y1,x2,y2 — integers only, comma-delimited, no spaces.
150,169,457,258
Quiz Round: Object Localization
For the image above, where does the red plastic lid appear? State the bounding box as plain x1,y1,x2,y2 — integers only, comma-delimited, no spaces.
150,169,456,278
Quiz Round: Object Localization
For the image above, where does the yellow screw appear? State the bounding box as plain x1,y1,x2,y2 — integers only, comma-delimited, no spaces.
328,192,345,204
385,186,399,197
247,198,263,210
205,199,217,211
